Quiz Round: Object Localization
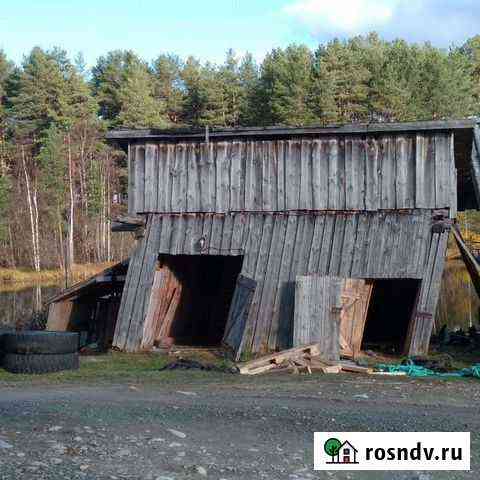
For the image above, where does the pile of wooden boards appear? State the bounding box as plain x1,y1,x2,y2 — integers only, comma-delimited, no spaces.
237,343,373,376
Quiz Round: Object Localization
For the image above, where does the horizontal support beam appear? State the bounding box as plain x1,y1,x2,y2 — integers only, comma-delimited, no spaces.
107,119,478,143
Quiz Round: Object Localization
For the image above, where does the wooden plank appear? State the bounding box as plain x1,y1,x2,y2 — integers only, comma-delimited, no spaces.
229,141,242,211
141,268,168,349
244,141,255,210
452,226,480,299
144,143,157,211
286,140,301,210
223,275,257,360
186,143,200,211
113,236,144,349
379,136,396,209
328,215,346,276
339,279,373,358
124,215,163,352
196,144,207,211
311,140,326,209
276,140,286,211
260,216,288,349
127,143,135,215
156,144,166,212
237,342,322,373
318,214,335,274
134,145,146,213
299,139,312,210
350,213,367,277
345,137,365,210
415,133,427,208
46,301,74,331
107,119,477,141
293,275,341,361
327,139,340,209
250,214,275,352
307,214,325,273
269,214,298,350
365,138,379,210
395,135,410,208
435,133,451,208
261,141,272,211
367,212,382,278
338,214,356,278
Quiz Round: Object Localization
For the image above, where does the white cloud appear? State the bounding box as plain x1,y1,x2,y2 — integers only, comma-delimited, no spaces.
282,0,480,47
283,0,400,34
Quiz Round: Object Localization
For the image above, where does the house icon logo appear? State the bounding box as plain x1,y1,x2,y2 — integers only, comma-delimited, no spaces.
324,438,359,464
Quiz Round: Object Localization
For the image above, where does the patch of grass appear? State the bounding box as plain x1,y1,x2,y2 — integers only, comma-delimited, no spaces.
0,263,115,290
0,351,236,386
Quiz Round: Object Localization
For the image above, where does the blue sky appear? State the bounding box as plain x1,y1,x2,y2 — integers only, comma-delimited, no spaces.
1,0,479,67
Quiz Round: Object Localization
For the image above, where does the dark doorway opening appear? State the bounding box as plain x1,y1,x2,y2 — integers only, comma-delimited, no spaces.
362,279,420,354
159,254,243,346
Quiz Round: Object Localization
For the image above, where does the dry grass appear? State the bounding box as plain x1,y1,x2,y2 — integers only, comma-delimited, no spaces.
0,263,115,289
0,352,236,386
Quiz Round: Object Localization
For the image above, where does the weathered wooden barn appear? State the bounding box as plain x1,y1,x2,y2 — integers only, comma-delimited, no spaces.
46,261,128,349
106,120,480,358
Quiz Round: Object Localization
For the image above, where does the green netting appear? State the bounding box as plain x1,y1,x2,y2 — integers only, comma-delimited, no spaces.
376,361,480,379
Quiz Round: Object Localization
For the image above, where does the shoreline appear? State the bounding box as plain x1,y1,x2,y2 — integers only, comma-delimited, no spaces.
0,263,114,290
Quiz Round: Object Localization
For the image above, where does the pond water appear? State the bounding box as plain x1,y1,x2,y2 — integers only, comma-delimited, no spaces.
0,284,62,331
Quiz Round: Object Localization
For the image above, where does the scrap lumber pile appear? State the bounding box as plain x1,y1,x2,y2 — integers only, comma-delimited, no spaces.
237,343,373,376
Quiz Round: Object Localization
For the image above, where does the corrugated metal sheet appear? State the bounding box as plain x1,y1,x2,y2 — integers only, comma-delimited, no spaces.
129,132,456,215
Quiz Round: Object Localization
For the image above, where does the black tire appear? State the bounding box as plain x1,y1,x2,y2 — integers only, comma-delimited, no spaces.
2,331,79,355
2,352,79,374
0,328,14,366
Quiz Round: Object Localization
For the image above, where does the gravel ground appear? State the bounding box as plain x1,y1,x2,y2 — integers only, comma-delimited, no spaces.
0,371,478,480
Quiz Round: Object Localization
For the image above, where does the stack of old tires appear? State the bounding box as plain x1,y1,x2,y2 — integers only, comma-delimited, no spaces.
0,331,79,374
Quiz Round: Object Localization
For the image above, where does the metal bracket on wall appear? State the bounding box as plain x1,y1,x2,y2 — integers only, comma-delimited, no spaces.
432,219,454,233
432,209,453,233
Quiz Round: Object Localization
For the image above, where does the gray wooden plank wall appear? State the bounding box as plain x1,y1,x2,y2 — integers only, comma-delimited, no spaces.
405,229,449,356
128,132,456,215
112,210,438,353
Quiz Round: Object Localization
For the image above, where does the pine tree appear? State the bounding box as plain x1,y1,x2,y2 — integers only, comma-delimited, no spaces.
311,39,371,123
92,50,145,123
365,37,417,121
0,50,14,128
117,61,168,128
414,44,474,120
460,36,480,114
93,50,166,128
238,52,259,125
218,49,243,126
152,53,184,124
181,57,225,127
257,45,315,125
9,47,71,140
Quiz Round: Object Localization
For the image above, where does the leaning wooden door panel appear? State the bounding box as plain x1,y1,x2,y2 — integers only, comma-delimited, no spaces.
293,275,343,361
223,275,257,360
141,268,169,349
141,265,182,349
339,279,373,358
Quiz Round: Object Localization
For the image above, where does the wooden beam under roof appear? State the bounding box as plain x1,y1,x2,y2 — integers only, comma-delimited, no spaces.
106,119,479,143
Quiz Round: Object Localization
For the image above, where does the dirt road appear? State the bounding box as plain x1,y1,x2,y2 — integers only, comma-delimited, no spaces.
0,371,478,480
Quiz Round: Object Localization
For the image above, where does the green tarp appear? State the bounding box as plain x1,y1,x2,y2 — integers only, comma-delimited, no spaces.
376,361,480,379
